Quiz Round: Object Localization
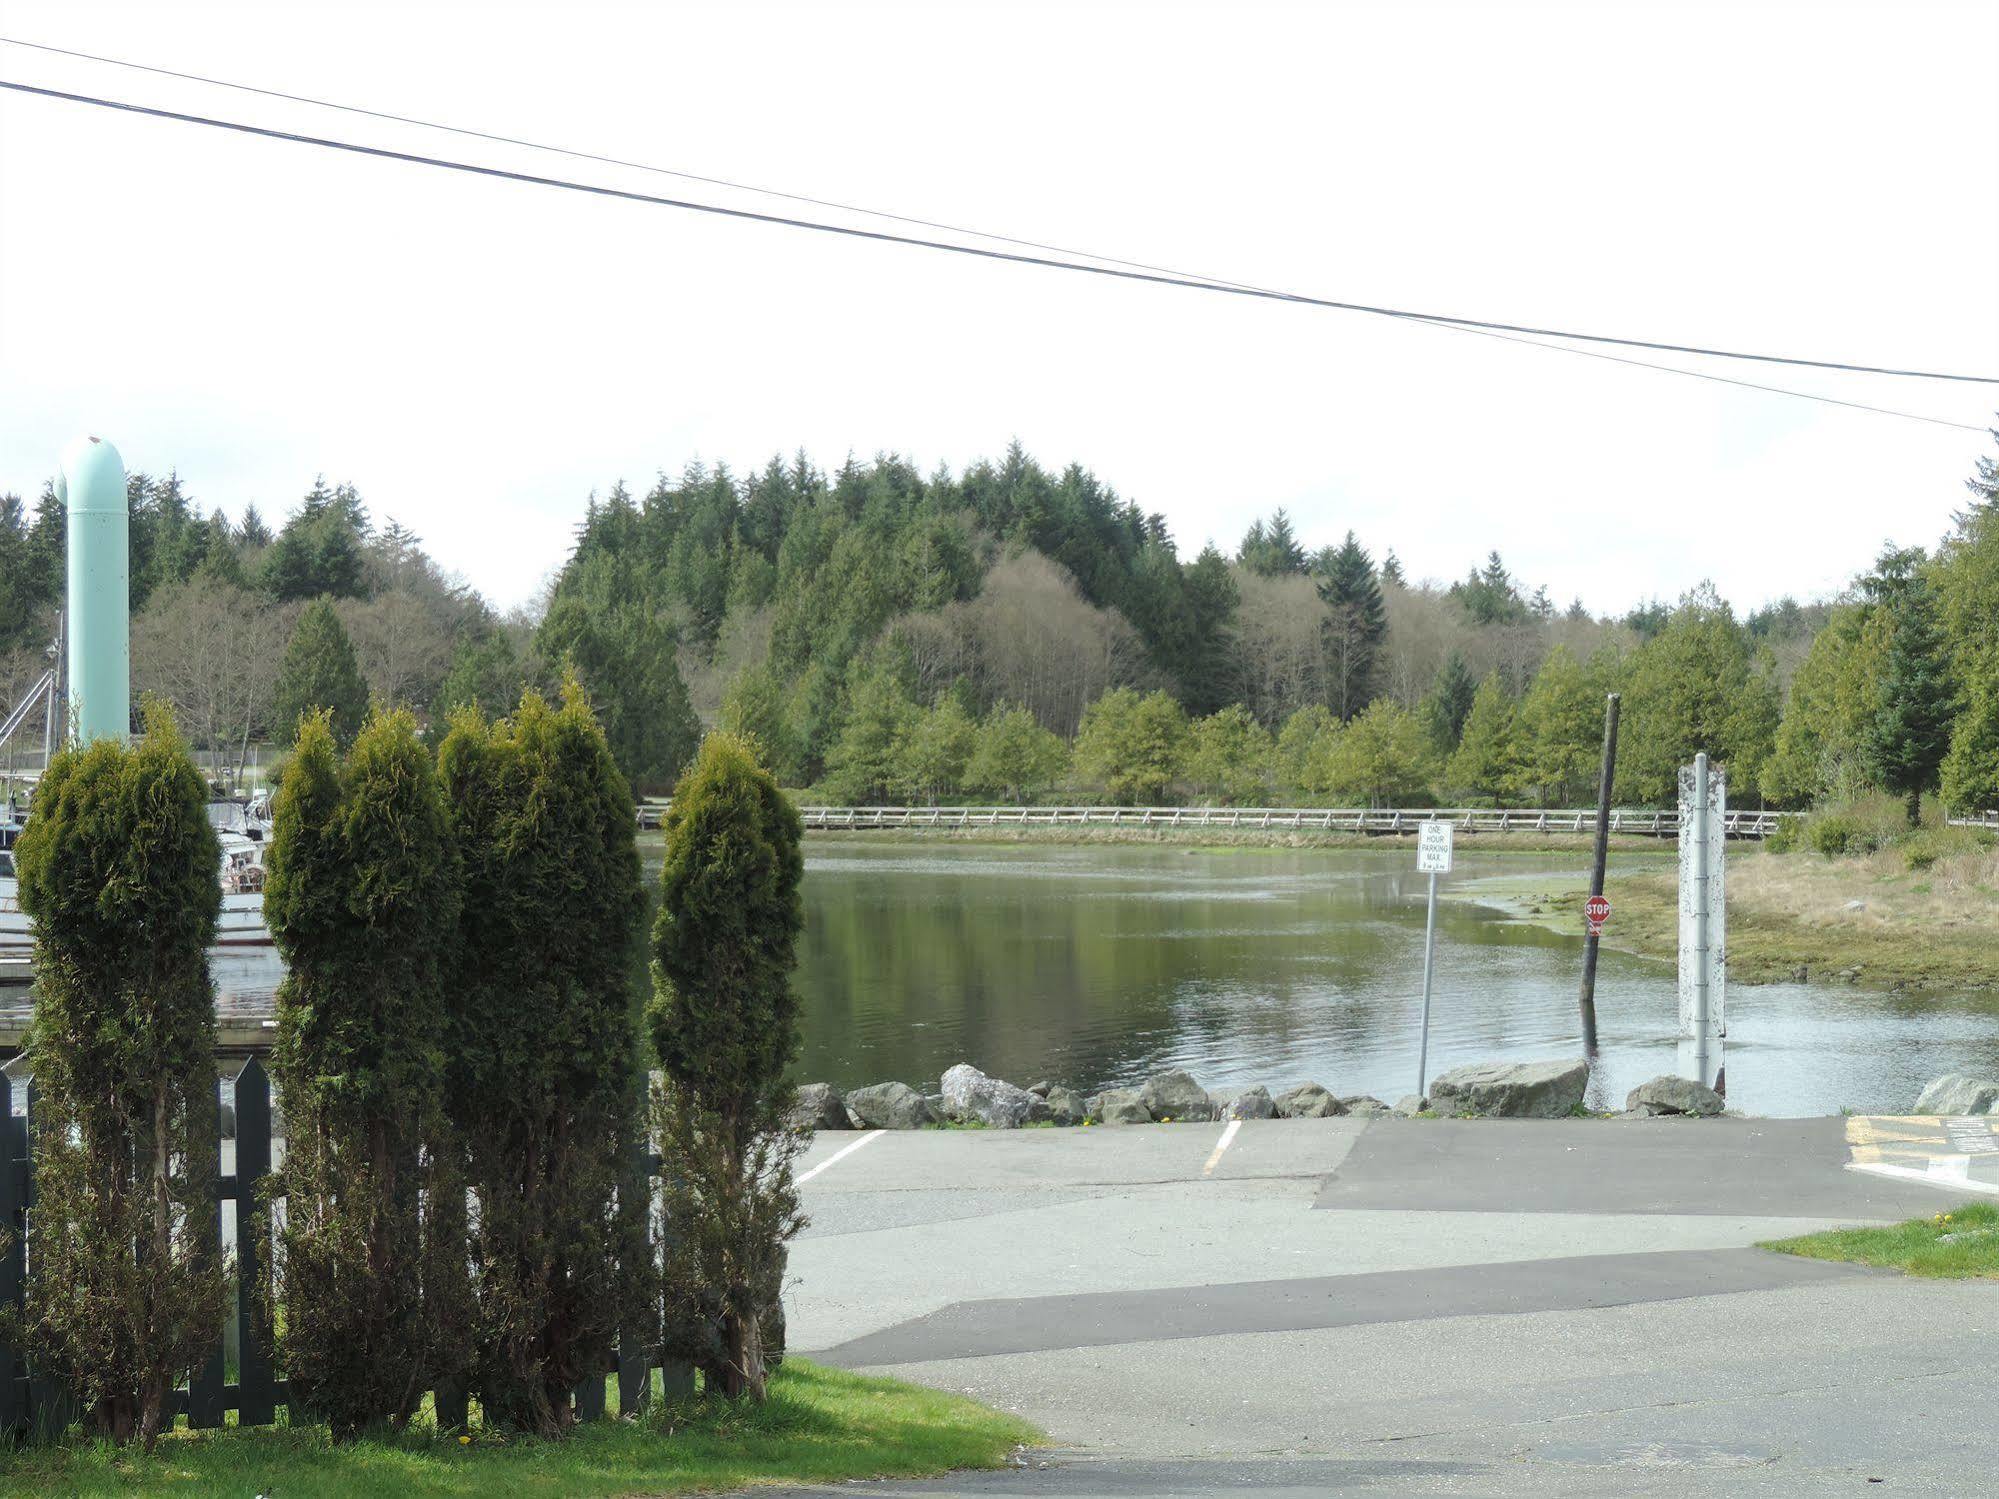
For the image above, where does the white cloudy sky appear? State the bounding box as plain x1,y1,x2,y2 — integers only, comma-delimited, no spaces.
2,0,1995,615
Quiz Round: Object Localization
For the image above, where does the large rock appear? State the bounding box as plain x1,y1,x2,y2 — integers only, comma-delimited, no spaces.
1428,1058,1588,1119
1341,1095,1391,1117
1087,1088,1151,1125
1223,1085,1276,1120
843,1081,936,1130
941,1063,1037,1129
789,1082,852,1132
1138,1069,1216,1122
1033,1085,1089,1126
1625,1075,1723,1118
1274,1083,1347,1119
1914,1074,1999,1116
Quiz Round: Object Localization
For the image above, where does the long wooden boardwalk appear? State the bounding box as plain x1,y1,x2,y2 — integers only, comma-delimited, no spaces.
639,802,1797,839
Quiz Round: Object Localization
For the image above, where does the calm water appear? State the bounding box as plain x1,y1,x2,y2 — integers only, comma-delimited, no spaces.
84,839,1999,1119
789,840,1999,1117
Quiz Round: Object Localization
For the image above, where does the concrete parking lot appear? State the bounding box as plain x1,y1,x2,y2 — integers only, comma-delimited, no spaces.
773,1115,1994,1496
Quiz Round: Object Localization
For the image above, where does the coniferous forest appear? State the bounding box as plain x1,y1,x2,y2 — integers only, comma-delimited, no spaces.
4,431,1998,817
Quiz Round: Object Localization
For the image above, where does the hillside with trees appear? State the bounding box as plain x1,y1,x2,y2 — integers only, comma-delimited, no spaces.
4,428,1996,816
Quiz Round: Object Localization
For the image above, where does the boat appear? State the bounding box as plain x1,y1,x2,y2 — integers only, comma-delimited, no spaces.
0,797,273,956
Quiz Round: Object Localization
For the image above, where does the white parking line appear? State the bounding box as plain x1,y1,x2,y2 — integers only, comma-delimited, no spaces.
1202,1118,1242,1176
796,1129,886,1186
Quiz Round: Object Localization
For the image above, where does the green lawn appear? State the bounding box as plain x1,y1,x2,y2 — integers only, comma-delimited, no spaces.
2,1361,1042,1498
1763,1200,1999,1277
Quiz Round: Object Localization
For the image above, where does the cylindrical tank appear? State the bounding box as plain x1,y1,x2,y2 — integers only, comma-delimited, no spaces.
58,435,129,744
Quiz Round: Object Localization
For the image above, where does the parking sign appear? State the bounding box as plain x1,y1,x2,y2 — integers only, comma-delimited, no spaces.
1417,821,1453,874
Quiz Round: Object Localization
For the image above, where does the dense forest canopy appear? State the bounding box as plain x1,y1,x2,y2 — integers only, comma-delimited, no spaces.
4,430,1997,815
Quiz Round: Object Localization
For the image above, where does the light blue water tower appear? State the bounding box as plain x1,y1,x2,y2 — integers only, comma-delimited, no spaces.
57,435,129,744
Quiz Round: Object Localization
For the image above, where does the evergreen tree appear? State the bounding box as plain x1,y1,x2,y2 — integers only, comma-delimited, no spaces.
272,598,371,748
1273,703,1341,797
648,734,805,1401
1761,607,1886,806
900,693,978,803
1618,585,1780,802
1318,700,1433,806
236,501,272,548
1379,550,1406,587
536,558,700,793
434,631,523,724
1445,674,1523,804
1450,552,1529,625
1514,646,1611,805
1186,704,1271,804
719,662,802,783
440,684,648,1434
823,661,916,802
1866,572,1955,825
1074,687,1189,802
12,707,224,1449
266,708,466,1438
966,702,1068,802
1941,665,1999,815
1315,531,1385,719
1955,421,1999,526
1421,652,1478,751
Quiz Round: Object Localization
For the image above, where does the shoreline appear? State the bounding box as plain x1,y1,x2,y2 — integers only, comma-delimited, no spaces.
771,824,1682,855
1453,856,1999,994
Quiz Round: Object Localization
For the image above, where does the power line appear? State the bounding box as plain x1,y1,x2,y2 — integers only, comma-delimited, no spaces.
2,73,1994,437
7,46,1996,390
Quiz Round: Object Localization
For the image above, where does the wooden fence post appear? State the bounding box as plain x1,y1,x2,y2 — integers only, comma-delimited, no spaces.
615,1121,651,1417
233,1059,278,1426
185,1066,227,1427
0,1072,22,1437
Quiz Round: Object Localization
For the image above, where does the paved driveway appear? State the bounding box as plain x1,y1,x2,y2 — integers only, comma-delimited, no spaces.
768,1115,1991,1496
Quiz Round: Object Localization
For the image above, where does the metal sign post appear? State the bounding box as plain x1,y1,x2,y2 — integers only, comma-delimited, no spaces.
1415,821,1453,1101
1677,753,1726,1093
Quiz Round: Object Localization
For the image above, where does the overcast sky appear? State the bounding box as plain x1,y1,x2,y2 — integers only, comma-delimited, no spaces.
2,1,1995,615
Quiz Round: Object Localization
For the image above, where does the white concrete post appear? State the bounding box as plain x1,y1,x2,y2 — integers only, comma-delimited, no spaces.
1677,753,1726,1092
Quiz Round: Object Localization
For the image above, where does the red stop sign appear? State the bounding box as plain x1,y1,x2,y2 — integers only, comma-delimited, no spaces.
1585,894,1611,929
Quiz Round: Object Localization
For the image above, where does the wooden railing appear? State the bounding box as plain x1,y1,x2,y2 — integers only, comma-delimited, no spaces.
757,805,1797,839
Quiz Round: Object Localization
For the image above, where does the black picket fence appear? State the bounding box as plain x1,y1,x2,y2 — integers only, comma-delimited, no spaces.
0,1059,691,1438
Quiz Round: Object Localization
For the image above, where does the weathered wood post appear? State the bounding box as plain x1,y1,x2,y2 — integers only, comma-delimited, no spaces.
0,1072,22,1437
233,1059,278,1425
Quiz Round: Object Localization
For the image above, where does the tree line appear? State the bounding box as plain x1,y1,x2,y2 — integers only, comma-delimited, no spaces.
8,428,1997,816
12,699,803,1446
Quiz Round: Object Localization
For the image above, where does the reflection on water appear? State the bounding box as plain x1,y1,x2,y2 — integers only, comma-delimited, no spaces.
36,840,1999,1119
793,841,1999,1118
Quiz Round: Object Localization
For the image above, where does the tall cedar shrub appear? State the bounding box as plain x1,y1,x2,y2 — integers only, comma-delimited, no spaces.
264,708,466,1437
438,682,648,1434
648,732,805,1400
11,705,225,1449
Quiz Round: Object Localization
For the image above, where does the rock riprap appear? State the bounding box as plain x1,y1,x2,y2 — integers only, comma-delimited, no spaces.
1273,1083,1346,1118
1222,1085,1276,1120
1138,1069,1217,1122
843,1081,936,1130
1086,1088,1152,1125
1914,1074,1999,1116
941,1063,1038,1128
789,1082,852,1131
1035,1085,1089,1126
1428,1058,1588,1119
1625,1075,1723,1117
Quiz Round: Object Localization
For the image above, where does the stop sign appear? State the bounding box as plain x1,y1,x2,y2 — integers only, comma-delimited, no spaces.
1585,894,1611,929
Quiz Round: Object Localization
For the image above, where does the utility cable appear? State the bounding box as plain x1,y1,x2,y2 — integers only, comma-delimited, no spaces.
0,75,1991,436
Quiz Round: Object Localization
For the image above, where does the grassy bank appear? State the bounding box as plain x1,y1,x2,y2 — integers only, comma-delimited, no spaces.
1465,825,1999,991
1763,1201,1999,1277
2,1361,1040,1499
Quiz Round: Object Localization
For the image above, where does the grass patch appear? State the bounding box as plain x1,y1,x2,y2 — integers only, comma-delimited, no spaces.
1762,1201,1999,1278
1,1360,1040,1498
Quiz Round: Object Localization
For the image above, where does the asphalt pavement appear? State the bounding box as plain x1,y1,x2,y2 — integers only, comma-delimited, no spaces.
767,1114,1993,1497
